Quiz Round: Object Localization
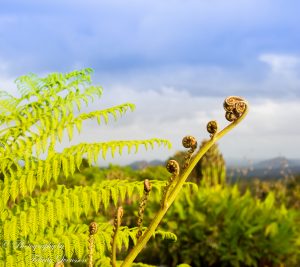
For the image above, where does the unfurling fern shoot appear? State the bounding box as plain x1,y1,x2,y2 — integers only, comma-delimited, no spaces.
181,135,197,170
88,221,98,267
111,207,124,267
223,96,247,122
136,179,152,239
162,159,180,208
207,120,218,138
121,96,249,267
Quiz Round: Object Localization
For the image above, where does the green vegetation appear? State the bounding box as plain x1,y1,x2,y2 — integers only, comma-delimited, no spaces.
0,69,172,266
147,184,300,266
1,69,299,267
82,163,300,267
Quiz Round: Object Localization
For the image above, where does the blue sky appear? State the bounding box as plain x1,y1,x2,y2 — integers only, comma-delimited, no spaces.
1,0,300,164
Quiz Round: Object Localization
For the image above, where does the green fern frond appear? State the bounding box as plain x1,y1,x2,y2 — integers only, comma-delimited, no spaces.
73,103,135,126
153,230,178,242
0,223,155,265
0,69,103,151
0,95,19,114
0,175,194,216
0,180,171,242
64,138,171,165
0,68,174,265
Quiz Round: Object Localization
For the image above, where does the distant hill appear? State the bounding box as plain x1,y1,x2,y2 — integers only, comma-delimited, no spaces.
129,160,165,170
128,157,300,180
253,157,300,169
228,157,300,180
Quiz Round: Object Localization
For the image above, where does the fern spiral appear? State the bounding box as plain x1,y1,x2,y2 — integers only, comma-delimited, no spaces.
223,96,247,122
207,120,218,138
181,135,197,170
182,135,197,149
161,160,180,208
166,160,180,175
88,222,98,267
136,179,152,239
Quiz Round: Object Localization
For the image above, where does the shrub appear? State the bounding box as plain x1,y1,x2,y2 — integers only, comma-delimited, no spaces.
148,185,300,267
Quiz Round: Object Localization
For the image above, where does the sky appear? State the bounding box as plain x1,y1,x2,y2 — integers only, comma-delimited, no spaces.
0,0,300,165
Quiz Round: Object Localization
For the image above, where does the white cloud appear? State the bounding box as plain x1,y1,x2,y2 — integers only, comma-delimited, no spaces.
1,53,300,165
60,86,300,165
259,53,300,73
0,72,18,95
257,53,300,98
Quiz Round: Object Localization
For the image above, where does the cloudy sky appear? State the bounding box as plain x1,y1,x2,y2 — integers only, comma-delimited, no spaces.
1,0,300,165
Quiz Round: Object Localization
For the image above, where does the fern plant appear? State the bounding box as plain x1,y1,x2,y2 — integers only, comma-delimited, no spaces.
120,96,249,266
0,69,173,266
0,70,249,266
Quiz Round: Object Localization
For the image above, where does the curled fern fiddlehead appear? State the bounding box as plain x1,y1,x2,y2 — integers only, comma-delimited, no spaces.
182,135,197,149
181,135,197,170
223,96,247,122
89,221,98,235
144,178,152,193
88,221,98,267
162,160,180,208
207,120,218,138
166,160,180,175
54,261,64,267
111,207,123,267
136,179,152,239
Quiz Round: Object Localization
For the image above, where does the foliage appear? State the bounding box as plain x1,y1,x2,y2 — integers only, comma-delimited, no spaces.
79,161,300,267
0,69,172,266
196,140,226,186
285,175,300,209
0,76,253,267
145,184,300,267
238,175,300,210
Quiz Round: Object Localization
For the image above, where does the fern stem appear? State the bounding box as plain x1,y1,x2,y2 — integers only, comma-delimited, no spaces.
161,160,180,208
88,222,98,267
111,207,123,267
136,179,152,239
121,99,248,267
88,235,94,267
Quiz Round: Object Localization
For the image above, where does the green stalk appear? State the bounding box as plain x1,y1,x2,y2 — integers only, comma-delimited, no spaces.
111,207,123,267
121,101,248,267
111,228,119,267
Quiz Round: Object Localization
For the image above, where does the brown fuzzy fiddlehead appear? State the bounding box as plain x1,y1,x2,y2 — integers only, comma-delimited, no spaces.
223,96,247,122
55,261,64,267
166,159,180,176
88,222,98,267
207,120,218,138
182,135,197,170
111,207,124,267
182,135,197,149
136,179,152,239
161,160,180,208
